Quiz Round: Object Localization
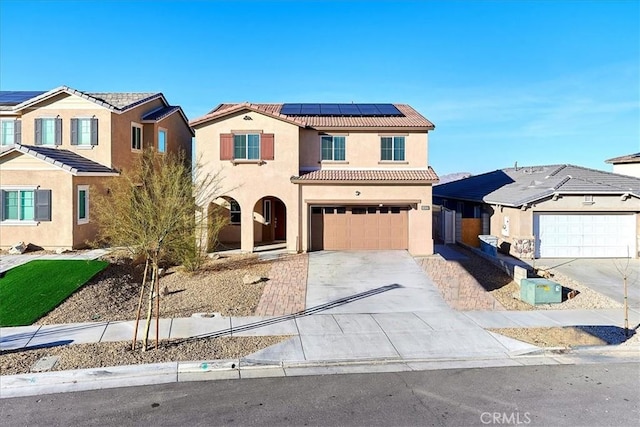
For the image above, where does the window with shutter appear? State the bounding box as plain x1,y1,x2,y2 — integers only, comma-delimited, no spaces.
0,188,45,223
0,120,15,145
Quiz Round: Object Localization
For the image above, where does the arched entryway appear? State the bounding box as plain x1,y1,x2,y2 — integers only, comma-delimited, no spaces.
208,196,241,251
253,196,287,248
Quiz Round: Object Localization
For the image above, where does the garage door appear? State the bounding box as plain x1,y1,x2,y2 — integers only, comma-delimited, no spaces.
310,206,408,250
534,213,636,258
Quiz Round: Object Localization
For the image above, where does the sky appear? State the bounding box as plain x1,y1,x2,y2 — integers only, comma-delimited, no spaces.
1,0,638,176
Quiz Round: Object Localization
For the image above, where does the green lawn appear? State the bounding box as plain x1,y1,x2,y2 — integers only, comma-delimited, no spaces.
0,259,108,327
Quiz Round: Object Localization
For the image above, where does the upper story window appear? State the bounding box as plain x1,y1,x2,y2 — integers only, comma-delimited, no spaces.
380,136,405,161
321,136,346,161
131,123,142,150
234,134,260,160
1,120,20,145
158,129,167,153
71,118,98,146
35,118,62,146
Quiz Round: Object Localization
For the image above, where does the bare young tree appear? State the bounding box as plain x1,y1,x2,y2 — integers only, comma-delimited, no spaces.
613,246,637,337
92,149,225,350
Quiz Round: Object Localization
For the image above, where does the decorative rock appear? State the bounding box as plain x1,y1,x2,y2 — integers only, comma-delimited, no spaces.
55,247,71,254
191,312,221,318
8,242,26,255
208,253,221,260
242,274,264,285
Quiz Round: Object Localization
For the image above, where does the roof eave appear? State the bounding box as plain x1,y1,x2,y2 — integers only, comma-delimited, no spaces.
311,125,434,132
291,179,438,185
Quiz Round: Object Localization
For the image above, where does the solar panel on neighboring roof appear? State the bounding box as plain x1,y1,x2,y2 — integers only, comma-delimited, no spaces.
0,91,47,106
280,103,404,117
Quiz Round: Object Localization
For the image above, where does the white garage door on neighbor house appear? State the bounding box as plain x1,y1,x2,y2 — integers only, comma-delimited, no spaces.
534,213,636,258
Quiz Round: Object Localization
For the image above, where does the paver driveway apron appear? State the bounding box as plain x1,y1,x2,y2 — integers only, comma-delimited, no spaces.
246,250,535,364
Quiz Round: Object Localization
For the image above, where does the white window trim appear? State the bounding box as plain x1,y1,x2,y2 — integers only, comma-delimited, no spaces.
39,117,58,146
77,185,89,225
233,133,261,160
380,136,406,162
131,122,143,151
158,127,168,154
230,200,241,225
75,117,94,147
263,199,272,224
320,135,347,161
0,119,16,146
1,186,38,225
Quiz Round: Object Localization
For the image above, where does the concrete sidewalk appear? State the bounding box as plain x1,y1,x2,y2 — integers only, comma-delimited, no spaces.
0,249,111,274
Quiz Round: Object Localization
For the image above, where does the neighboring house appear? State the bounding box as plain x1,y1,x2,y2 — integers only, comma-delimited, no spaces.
606,152,640,178
191,103,438,256
0,86,193,250
433,164,640,259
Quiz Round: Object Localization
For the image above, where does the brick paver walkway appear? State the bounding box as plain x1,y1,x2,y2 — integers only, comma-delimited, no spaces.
255,254,308,316
416,256,505,311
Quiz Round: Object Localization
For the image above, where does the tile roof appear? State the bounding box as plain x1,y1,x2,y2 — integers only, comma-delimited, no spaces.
141,105,182,121
433,164,640,206
0,144,119,175
191,103,435,129
605,152,640,164
291,168,439,183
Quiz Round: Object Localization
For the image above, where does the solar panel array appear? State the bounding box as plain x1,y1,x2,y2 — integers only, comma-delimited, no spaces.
0,91,46,106
280,103,403,117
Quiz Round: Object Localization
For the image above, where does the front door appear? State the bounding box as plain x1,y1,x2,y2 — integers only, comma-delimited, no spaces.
274,200,286,240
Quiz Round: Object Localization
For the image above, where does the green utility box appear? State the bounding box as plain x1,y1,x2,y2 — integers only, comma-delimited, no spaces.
520,278,562,305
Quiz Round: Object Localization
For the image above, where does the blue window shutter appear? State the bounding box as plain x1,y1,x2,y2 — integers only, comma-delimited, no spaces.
90,118,98,145
35,189,52,221
14,120,21,144
35,119,42,145
70,119,78,145
55,118,62,145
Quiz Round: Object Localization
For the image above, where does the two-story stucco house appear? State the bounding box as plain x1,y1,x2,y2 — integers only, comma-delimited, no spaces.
0,86,193,250
191,103,438,256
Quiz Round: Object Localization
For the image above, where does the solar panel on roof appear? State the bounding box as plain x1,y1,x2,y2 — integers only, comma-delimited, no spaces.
320,104,341,114
0,91,46,105
280,103,302,115
279,103,404,117
375,104,402,115
300,104,321,115
357,104,381,115
338,104,361,115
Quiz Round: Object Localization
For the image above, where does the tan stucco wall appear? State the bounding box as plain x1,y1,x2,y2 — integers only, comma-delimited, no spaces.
299,183,434,256
0,168,74,249
19,93,113,167
612,163,640,178
194,110,300,252
72,176,109,248
299,129,428,171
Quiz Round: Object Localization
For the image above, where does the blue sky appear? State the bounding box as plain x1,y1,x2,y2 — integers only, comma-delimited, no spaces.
1,0,638,175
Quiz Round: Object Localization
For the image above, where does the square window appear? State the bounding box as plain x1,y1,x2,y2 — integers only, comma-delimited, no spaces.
2,189,35,221
381,136,405,161
352,207,366,215
234,134,260,160
321,136,346,161
336,207,346,214
41,119,56,145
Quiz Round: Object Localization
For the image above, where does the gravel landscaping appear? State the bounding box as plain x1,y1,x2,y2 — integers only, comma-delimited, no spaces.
1,253,287,375
490,326,638,348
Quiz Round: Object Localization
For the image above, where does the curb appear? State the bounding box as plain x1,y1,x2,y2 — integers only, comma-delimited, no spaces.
2,346,639,399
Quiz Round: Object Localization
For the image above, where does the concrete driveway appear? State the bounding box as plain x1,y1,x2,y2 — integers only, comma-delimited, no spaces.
532,258,640,308
246,250,536,364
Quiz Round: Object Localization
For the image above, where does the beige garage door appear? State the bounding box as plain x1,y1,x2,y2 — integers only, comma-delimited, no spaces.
310,206,408,250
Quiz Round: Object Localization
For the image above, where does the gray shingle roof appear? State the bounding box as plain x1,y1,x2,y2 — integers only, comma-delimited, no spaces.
605,152,640,165
433,164,640,206
1,144,119,175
